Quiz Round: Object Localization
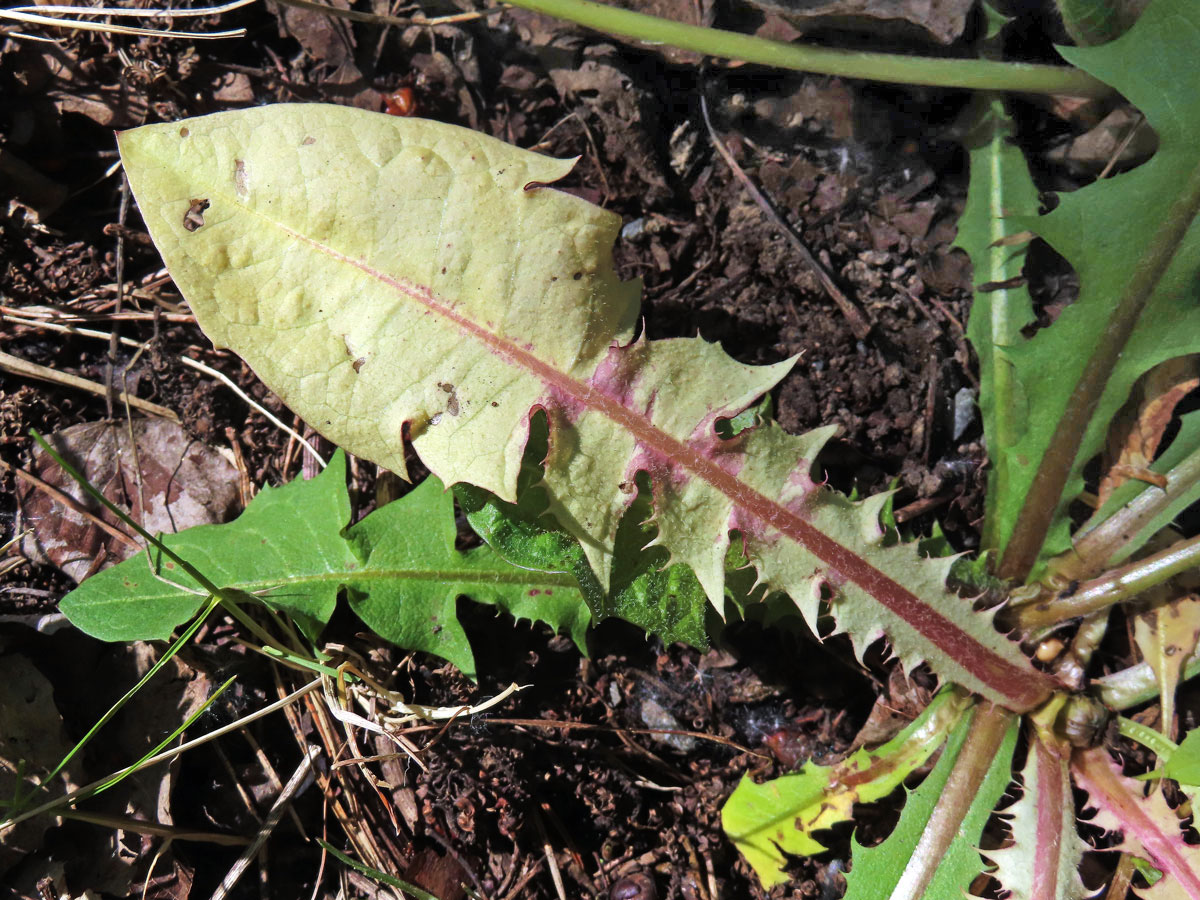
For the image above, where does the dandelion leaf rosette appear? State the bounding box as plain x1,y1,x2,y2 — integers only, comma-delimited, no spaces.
118,106,1050,709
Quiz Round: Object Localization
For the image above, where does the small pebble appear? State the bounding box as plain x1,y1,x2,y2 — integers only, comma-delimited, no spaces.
952,386,977,440
621,218,646,240
640,697,696,752
610,872,657,900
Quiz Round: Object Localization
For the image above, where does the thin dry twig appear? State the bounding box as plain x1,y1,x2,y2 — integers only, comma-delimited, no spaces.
242,727,308,837
63,810,251,845
534,808,568,900
1,304,193,324
1097,112,1147,181
1,312,278,500
457,716,763,757
210,746,321,900
0,347,179,421
5,0,254,18
1,0,252,38
0,9,245,39
179,354,327,469
271,0,506,28
699,94,874,342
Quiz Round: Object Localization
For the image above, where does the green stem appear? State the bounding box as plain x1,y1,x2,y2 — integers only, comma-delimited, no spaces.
499,0,1111,96
997,155,1200,583
1017,533,1200,636
1097,652,1200,710
1052,443,1200,582
887,703,1015,900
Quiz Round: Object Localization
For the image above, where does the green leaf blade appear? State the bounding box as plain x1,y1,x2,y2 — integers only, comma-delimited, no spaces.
60,454,589,676
957,95,1040,553
842,704,1018,900
983,0,1200,570
60,452,356,640
347,475,589,679
118,104,1053,709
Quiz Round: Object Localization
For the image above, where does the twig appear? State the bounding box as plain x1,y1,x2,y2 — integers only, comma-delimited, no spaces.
0,457,140,549
210,746,321,900
271,0,507,28
699,94,874,342
0,6,245,38
63,810,250,845
180,354,327,469
501,859,544,900
5,0,255,18
534,809,567,900
462,716,763,756
893,493,951,524
0,348,179,421
1,304,193,324
1097,113,1146,181
242,728,308,838
106,176,130,418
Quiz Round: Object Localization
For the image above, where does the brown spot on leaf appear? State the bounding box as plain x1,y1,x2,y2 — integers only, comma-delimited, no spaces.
179,126,189,138
183,198,210,232
302,136,316,145
234,159,249,198
437,382,460,416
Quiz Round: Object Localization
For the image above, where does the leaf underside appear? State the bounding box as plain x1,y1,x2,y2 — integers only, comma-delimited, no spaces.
985,736,1090,900
1073,746,1200,898
118,105,1051,709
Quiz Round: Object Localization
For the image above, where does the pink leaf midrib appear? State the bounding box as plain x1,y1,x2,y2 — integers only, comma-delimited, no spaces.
297,229,1055,711
1032,738,1069,897
1074,746,1200,897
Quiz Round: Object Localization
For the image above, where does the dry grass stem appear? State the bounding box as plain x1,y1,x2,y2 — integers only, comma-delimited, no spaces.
1,0,253,38
0,678,322,833
0,347,180,421
210,746,321,900
181,354,328,469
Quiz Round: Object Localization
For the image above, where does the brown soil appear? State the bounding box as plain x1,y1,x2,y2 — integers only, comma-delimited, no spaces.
2,4,1008,899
